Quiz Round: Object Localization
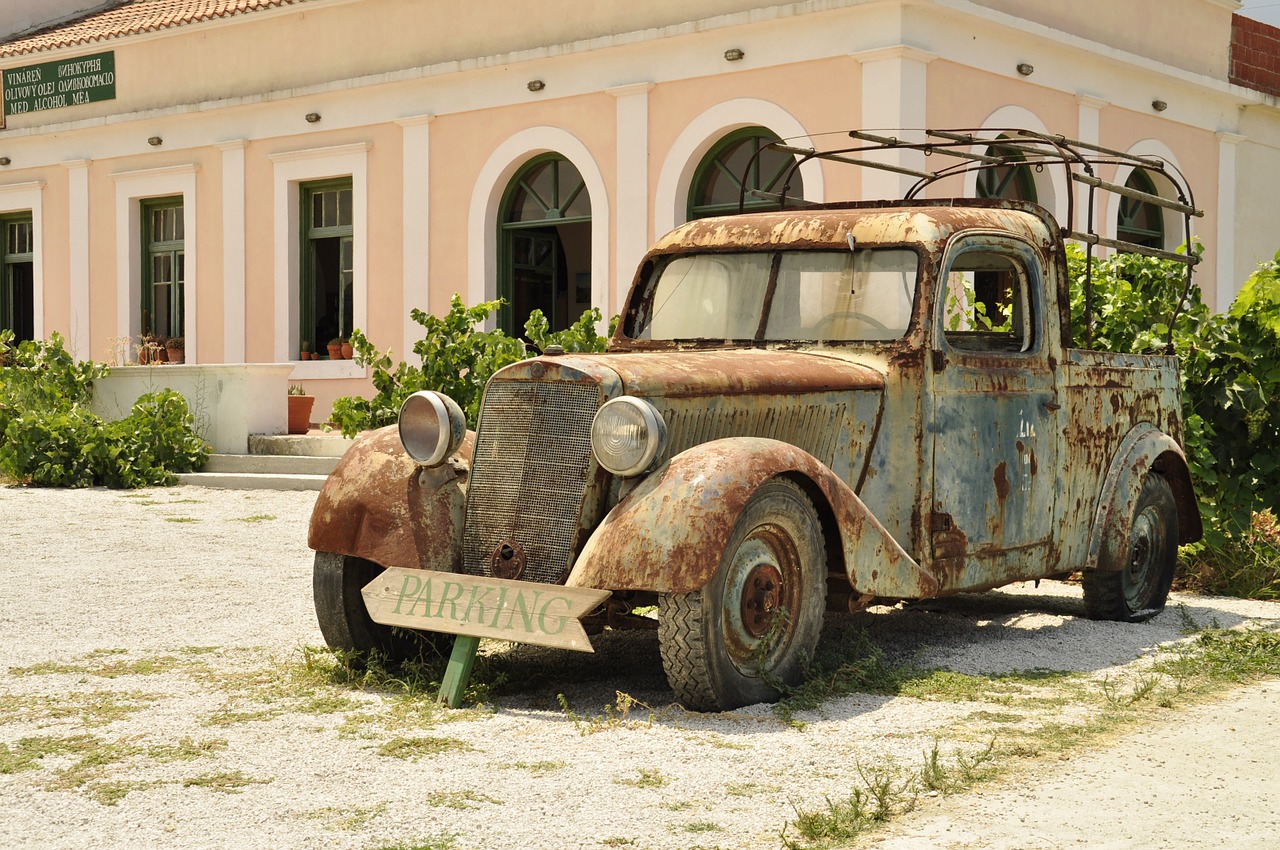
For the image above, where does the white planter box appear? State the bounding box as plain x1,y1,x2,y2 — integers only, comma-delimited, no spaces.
91,363,295,454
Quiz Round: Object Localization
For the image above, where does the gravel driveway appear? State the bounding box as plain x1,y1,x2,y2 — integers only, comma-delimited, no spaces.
1,485,1278,850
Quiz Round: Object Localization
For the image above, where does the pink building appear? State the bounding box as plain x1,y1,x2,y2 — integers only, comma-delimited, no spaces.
1,0,1277,419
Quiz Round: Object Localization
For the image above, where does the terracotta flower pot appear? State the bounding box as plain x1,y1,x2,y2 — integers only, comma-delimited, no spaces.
327,344,342,360
341,342,353,359
166,346,185,364
287,394,315,435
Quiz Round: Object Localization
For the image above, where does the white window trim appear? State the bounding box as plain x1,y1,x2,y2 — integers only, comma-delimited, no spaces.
269,142,369,379
653,98,825,238
0,181,46,343
111,164,198,362
468,127,611,331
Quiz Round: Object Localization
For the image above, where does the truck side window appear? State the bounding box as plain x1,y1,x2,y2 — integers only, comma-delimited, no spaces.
941,250,1034,353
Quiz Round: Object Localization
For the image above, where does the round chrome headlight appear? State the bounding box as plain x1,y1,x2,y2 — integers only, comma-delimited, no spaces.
398,391,466,466
591,396,667,478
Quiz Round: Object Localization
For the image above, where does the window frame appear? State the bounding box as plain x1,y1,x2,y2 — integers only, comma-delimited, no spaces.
1116,168,1166,250
300,177,355,354
0,211,34,342
140,196,185,340
687,127,804,220
935,235,1044,359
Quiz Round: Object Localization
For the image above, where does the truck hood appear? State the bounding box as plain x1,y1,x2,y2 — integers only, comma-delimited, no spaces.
503,348,886,399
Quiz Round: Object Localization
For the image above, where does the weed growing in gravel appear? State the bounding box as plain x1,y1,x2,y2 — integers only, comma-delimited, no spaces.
9,652,203,678
0,734,99,774
369,836,457,850
147,737,227,762
304,802,389,830
557,690,655,735
681,822,723,833
783,765,909,849
376,735,471,760
87,779,162,805
599,839,638,847
235,514,277,523
509,759,567,775
164,516,199,523
726,781,781,797
182,770,272,793
425,789,502,809
615,767,667,788
45,738,144,796
0,689,160,727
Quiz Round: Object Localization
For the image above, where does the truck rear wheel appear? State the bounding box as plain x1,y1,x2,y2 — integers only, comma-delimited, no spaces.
658,478,826,711
1082,472,1179,622
313,552,453,663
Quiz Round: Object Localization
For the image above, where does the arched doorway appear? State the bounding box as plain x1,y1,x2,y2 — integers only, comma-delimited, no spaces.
688,127,805,220
498,154,592,337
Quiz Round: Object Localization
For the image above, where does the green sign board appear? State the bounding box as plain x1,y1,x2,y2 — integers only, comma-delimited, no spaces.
2,51,115,119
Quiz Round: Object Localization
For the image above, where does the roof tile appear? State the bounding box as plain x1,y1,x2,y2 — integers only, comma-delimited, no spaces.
1,0,308,58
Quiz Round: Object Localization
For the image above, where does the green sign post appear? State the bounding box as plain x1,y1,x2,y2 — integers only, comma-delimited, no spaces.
2,51,115,122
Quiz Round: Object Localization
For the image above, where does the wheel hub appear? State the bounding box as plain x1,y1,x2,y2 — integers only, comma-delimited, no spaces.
740,562,784,638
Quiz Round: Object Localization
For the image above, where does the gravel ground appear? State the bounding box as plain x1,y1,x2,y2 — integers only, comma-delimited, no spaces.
1,484,1278,850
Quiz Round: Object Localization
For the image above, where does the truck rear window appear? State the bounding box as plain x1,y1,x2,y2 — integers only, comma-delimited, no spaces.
631,249,919,342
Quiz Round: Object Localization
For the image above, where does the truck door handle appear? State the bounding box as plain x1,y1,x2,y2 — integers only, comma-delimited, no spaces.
1042,400,1061,412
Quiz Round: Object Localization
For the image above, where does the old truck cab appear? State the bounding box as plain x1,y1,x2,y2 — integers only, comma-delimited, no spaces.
309,130,1202,710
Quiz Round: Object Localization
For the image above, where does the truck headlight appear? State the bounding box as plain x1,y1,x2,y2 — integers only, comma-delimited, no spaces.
398,391,466,466
591,396,667,478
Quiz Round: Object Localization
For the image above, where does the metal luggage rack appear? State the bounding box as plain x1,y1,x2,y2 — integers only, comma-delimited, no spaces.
742,128,1205,350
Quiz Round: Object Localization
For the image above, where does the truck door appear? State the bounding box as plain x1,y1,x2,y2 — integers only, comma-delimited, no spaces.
929,235,1060,589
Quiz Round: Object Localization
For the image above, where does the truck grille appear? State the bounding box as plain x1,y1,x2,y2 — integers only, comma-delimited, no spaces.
462,379,603,584
664,403,847,468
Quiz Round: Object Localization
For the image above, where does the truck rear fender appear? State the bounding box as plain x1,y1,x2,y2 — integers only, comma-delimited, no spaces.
307,425,473,572
566,437,937,598
1085,424,1203,572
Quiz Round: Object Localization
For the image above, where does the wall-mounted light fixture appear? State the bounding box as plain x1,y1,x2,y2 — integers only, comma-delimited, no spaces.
147,136,163,146
305,112,321,123
1152,99,1168,112
0,157,10,167
527,79,545,92
724,48,745,61
1016,62,1034,76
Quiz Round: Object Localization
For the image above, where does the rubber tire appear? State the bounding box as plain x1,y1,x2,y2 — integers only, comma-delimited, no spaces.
313,552,453,662
657,478,827,711
1082,472,1179,623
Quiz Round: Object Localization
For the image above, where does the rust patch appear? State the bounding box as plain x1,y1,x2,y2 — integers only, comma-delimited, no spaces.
993,461,1010,502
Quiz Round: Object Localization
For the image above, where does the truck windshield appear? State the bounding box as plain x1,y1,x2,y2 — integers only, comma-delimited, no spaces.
631,249,918,342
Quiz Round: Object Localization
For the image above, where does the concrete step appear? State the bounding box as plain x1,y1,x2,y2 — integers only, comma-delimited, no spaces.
203,453,340,476
176,471,328,491
249,433,355,458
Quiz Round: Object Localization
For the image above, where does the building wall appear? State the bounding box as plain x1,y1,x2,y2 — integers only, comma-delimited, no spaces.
0,0,1275,420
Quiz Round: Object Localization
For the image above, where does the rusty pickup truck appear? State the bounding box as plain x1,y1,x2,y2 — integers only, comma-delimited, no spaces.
309,130,1203,710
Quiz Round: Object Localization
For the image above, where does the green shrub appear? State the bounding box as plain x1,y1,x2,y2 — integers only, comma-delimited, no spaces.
1068,244,1280,596
330,296,609,436
0,333,210,488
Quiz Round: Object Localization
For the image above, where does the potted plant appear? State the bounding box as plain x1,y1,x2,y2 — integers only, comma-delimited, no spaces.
301,341,312,361
165,336,185,364
138,333,163,365
327,337,343,360
340,337,353,359
287,384,314,434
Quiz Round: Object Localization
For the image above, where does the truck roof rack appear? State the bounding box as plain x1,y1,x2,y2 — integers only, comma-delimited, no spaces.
740,128,1205,351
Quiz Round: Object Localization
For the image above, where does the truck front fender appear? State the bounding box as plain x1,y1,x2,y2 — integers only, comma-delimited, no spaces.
308,425,473,572
567,437,936,598
1085,423,1203,572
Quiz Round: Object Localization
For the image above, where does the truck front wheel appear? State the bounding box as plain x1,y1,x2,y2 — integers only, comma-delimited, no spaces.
657,478,827,711
313,552,453,663
1082,472,1179,622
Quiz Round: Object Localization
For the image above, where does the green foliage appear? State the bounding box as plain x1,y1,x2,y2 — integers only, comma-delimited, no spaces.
0,333,209,488
1067,245,1280,556
330,296,611,437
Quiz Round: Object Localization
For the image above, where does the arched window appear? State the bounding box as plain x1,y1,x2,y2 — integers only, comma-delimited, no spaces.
1117,168,1164,250
977,140,1037,203
498,154,592,337
688,128,804,219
